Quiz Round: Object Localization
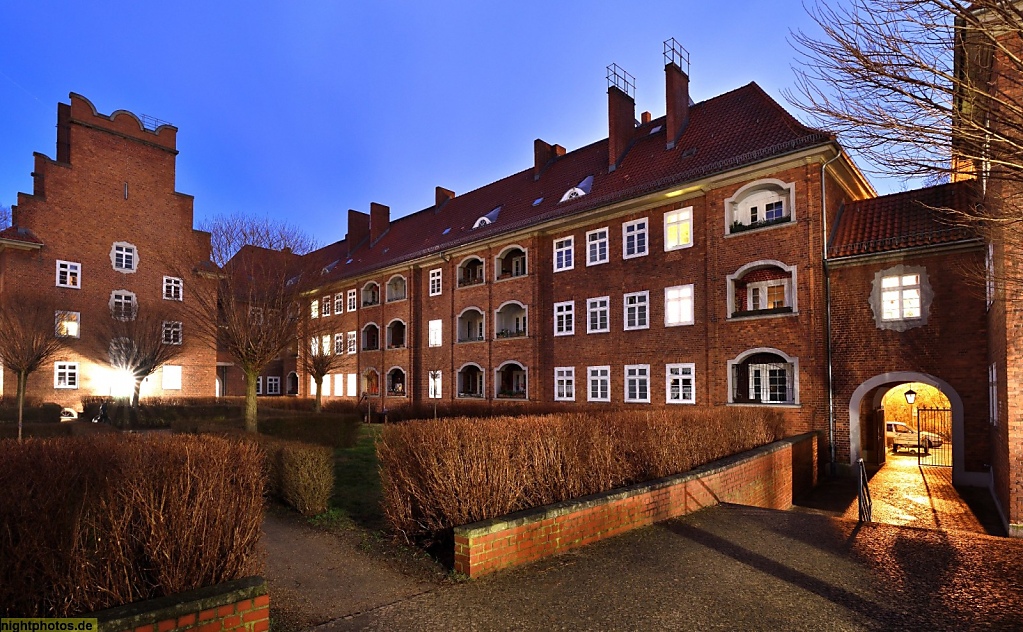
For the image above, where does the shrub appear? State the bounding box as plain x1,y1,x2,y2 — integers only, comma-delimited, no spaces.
246,435,335,516
0,434,264,617
0,401,62,424
378,408,784,537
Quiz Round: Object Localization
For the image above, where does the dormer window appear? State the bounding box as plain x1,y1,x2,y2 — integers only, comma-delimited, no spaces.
560,175,594,203
473,206,502,229
473,217,491,229
724,180,795,235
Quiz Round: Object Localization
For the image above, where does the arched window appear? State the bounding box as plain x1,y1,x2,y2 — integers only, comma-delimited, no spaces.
726,260,798,318
724,179,795,234
496,246,527,280
457,256,485,287
727,348,799,405
363,369,380,396
387,368,406,396
386,319,406,348
362,323,380,350
496,361,527,399
362,282,380,307
457,307,485,342
495,301,527,339
287,371,299,396
386,275,407,302
457,364,485,399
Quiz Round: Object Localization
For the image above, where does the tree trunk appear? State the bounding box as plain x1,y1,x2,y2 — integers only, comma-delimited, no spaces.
16,371,27,443
245,370,259,432
314,376,323,413
130,379,143,428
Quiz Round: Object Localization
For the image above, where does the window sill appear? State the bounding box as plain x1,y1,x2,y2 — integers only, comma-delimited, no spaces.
457,393,485,399
386,392,407,397
386,297,407,304
496,393,527,399
457,338,486,344
495,273,528,283
622,252,649,261
495,331,528,340
727,402,801,409
387,344,406,350
729,307,796,321
362,301,380,308
457,278,486,289
725,217,794,238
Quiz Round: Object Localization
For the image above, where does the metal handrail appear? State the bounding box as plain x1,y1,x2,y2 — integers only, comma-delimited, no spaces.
857,458,872,523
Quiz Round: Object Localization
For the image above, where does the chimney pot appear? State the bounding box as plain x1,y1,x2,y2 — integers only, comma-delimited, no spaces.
436,186,455,210
641,111,652,124
533,139,564,180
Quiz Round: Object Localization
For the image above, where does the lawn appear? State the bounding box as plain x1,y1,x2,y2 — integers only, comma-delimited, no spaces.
330,424,385,530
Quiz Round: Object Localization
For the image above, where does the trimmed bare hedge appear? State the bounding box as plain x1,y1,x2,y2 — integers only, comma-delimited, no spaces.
378,408,784,536
243,435,335,517
0,434,264,617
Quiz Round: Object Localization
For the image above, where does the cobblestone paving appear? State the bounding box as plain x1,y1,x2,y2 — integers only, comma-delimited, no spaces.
320,505,1023,631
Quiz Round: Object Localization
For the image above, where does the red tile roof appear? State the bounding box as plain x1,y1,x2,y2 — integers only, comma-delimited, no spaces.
0,226,43,246
828,181,978,258
308,82,833,282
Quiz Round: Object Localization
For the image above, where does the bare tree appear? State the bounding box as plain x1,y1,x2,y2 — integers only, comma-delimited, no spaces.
0,292,69,441
0,205,11,230
789,1,1023,293
199,213,319,267
302,322,346,413
95,304,185,426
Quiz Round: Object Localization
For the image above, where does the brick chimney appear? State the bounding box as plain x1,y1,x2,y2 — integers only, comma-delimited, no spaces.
606,63,637,172
436,186,455,211
533,139,566,180
664,39,691,150
641,111,652,124
370,202,390,245
346,209,370,256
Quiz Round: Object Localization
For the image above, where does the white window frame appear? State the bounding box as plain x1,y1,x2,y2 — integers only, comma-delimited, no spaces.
622,218,648,260
881,274,922,321
334,333,345,355
724,180,796,235
163,276,183,301
726,347,800,406
110,290,137,321
664,207,694,251
310,299,320,319
554,236,574,272
56,260,81,289
111,242,138,273
429,370,442,399
664,285,695,327
347,331,357,354
554,300,575,336
726,260,799,319
321,295,332,317
322,334,332,356
624,364,651,403
586,227,609,266
624,291,649,330
162,365,182,391
267,375,281,395
429,268,443,296
586,297,610,334
666,363,696,404
54,362,79,389
256,376,263,395
334,293,344,314
428,319,443,347
587,366,611,402
989,363,998,426
347,289,357,312
746,279,789,311
554,367,575,401
162,321,183,345
347,373,357,397
55,311,81,339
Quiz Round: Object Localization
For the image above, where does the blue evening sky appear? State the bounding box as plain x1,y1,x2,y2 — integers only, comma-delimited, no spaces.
0,1,899,245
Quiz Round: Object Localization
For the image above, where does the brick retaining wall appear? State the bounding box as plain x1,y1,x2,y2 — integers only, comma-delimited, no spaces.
92,577,268,632
454,433,817,577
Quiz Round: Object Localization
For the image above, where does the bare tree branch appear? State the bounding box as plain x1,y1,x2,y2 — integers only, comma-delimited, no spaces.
0,205,11,230
198,213,319,267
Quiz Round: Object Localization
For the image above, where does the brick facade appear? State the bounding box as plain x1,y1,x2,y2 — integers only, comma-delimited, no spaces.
93,577,268,632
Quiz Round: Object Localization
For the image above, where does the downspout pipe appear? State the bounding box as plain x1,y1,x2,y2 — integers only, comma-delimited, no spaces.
821,150,842,477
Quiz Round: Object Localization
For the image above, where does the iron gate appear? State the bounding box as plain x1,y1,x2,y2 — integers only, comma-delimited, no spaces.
916,408,952,467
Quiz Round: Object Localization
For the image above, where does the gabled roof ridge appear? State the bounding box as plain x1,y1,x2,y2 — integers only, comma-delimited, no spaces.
744,81,833,140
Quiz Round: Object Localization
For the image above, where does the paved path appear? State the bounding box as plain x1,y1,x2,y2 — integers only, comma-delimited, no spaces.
318,504,1023,631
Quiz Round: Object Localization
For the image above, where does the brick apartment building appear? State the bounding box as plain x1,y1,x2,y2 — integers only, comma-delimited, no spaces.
0,94,216,408
0,40,1017,535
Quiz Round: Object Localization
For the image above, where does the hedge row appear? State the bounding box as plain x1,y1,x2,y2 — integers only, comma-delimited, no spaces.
249,436,335,516
0,400,63,424
377,408,784,536
0,435,264,617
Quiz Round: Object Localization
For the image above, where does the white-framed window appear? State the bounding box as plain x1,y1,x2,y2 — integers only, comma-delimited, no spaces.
347,373,357,397
335,293,344,314
989,363,998,426
56,260,81,289
749,364,791,403
322,334,331,356
429,370,442,399
624,291,649,330
310,299,320,319
625,365,650,403
554,367,575,401
554,236,574,272
429,319,443,347
586,228,609,266
587,366,610,402
162,365,182,391
110,290,137,320
747,280,789,311
334,374,345,395
665,285,694,326
587,297,610,333
163,276,183,301
664,207,693,251
267,375,281,395
725,180,795,234
347,331,357,354
429,268,443,296
728,349,798,405
321,295,332,317
111,243,137,272
986,243,995,308
554,301,575,336
311,336,321,356
881,274,922,321
55,311,81,338
347,289,357,312
54,362,78,389
334,333,345,355
162,321,182,345
622,219,648,259
666,363,695,404
256,376,263,395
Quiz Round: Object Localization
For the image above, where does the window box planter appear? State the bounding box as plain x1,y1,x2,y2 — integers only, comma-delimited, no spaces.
729,215,792,234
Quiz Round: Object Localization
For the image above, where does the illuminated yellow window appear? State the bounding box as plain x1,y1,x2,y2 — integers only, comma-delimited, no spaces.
664,207,693,251
55,311,80,338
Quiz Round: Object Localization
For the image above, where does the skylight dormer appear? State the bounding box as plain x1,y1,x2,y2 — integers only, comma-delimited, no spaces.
559,175,594,203
473,206,502,229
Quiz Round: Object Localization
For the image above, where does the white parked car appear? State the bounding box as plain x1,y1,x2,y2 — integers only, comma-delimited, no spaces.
886,422,944,452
